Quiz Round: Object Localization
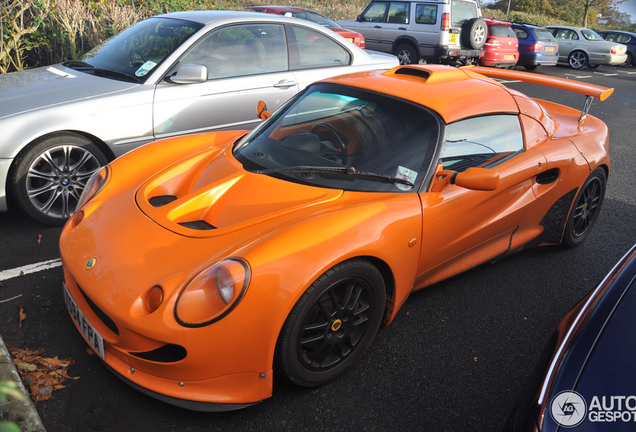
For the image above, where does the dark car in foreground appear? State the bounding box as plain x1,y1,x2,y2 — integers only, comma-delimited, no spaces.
511,23,559,70
505,243,636,431
597,30,636,67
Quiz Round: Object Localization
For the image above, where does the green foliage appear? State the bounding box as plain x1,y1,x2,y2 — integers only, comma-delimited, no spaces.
0,0,633,73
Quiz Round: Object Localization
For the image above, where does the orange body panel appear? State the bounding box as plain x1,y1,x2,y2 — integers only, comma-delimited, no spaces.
59,65,613,409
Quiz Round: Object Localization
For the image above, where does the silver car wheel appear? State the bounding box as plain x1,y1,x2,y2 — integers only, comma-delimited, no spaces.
26,145,103,219
568,51,587,69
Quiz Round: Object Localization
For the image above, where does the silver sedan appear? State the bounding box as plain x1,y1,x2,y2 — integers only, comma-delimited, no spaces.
0,11,398,224
546,25,628,69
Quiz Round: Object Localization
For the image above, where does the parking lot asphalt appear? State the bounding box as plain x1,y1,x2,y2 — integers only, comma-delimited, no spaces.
0,64,635,431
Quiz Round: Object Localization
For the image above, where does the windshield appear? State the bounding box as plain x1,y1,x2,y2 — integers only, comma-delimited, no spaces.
78,17,202,82
285,10,341,28
234,84,439,192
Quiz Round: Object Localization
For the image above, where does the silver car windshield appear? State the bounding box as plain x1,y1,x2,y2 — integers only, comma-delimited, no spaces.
77,17,202,82
234,84,439,193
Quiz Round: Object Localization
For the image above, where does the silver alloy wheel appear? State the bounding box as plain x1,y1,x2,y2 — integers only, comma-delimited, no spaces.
568,51,587,69
473,24,486,46
26,145,103,219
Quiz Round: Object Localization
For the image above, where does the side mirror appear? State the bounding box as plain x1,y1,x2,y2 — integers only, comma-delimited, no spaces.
169,64,207,84
454,167,499,191
430,167,499,192
357,14,364,22
257,100,271,121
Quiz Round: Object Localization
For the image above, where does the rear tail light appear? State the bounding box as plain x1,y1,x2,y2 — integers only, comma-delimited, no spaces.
529,43,543,51
610,46,623,54
441,13,449,31
486,38,500,46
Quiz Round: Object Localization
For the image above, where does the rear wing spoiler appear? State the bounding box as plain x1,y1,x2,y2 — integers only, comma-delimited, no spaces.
464,66,614,121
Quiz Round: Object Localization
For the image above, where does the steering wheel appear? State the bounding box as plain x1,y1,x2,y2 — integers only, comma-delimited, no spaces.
311,123,348,165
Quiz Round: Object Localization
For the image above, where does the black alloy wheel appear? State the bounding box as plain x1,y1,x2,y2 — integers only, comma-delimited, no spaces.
276,260,385,387
563,168,606,247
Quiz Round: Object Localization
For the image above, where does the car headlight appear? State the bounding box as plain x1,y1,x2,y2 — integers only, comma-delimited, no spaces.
75,166,110,211
174,259,249,327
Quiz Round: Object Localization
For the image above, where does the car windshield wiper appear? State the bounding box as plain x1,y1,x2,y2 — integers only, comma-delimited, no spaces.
255,166,414,187
62,60,140,83
63,60,96,70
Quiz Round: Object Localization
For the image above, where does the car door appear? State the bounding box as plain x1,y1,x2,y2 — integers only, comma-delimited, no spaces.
284,24,356,90
353,1,390,52
551,28,578,60
413,3,440,58
152,23,298,139
381,2,410,46
414,114,548,288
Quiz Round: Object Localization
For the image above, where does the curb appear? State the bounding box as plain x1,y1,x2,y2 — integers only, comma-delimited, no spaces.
0,334,46,432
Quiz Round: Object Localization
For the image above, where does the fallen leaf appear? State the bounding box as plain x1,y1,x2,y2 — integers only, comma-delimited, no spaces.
8,346,78,403
19,306,27,328
38,234,43,244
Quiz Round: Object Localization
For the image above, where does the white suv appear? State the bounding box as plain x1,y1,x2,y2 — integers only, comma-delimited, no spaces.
339,0,486,65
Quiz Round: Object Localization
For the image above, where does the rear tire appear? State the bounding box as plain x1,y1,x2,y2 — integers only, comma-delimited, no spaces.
394,43,418,65
618,52,633,67
563,168,606,247
568,51,588,69
524,64,540,71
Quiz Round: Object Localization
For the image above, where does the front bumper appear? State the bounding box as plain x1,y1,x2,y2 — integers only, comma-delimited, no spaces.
61,260,274,409
436,45,484,62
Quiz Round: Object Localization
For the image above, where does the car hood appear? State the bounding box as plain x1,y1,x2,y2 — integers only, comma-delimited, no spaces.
0,64,137,120
135,144,343,237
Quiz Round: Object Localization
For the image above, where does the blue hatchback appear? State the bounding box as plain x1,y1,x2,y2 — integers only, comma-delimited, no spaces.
511,23,559,70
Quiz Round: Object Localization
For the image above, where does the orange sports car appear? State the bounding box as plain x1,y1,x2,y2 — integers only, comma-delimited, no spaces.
59,65,613,411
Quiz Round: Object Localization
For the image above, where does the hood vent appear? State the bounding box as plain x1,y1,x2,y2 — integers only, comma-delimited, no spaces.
149,195,177,207
178,220,216,230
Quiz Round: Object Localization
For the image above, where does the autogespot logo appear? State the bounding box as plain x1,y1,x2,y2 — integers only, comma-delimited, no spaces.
551,391,587,427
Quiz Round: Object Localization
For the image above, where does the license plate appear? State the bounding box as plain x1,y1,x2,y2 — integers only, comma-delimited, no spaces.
504,54,515,60
346,38,354,43
449,33,458,44
546,46,555,52
63,284,105,359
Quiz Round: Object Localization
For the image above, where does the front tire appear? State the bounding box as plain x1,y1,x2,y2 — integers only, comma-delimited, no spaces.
563,168,606,247
568,51,588,69
276,260,386,387
10,134,108,225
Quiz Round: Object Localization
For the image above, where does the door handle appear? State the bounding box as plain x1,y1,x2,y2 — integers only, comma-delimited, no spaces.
398,27,407,30
274,80,297,88
374,25,382,28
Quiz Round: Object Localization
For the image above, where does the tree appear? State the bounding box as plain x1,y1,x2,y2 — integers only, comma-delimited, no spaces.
580,0,626,27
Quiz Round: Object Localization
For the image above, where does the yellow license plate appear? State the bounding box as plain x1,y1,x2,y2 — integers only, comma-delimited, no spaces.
504,55,515,60
449,34,458,44
546,46,555,52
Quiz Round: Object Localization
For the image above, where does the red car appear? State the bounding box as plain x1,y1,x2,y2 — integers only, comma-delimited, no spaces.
246,6,365,48
480,19,519,68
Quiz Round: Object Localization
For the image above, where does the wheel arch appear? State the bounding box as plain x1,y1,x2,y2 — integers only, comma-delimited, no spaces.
392,37,421,57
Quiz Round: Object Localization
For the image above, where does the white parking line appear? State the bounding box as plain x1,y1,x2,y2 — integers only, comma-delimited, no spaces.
0,259,62,282
565,74,593,79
